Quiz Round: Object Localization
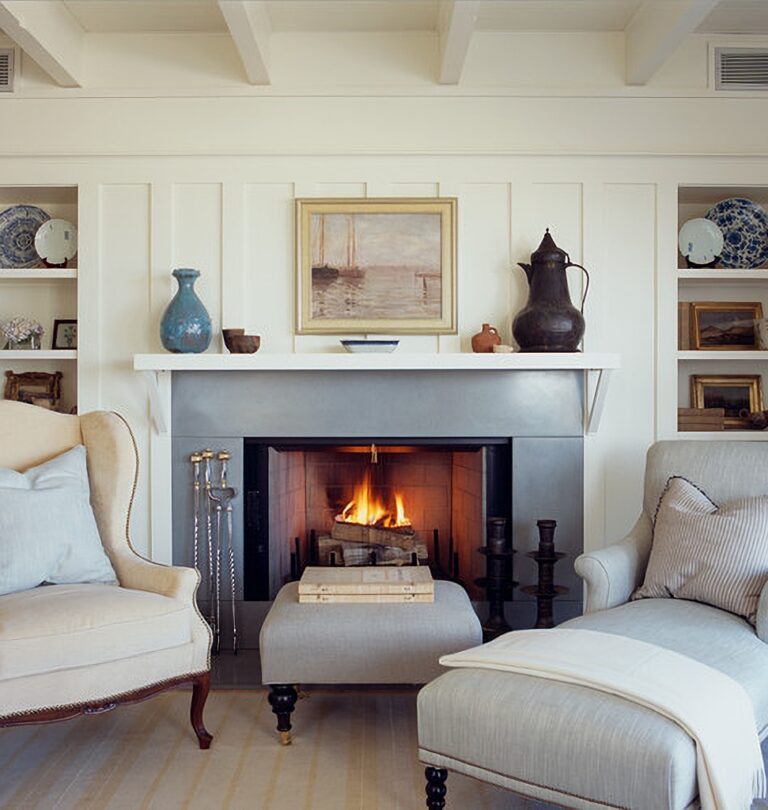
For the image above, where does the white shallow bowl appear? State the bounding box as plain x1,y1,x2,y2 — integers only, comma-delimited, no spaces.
340,340,399,353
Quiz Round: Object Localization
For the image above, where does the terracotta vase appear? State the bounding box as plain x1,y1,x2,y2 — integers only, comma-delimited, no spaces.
471,323,501,353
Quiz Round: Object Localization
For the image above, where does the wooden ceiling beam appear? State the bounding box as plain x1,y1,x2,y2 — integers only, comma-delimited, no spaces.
625,0,721,85
438,0,480,85
0,0,83,87
218,0,271,86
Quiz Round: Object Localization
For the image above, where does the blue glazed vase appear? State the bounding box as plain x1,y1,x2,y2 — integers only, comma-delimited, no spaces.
160,268,212,353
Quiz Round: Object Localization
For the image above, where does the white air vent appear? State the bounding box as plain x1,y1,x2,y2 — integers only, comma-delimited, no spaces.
0,49,13,93
715,47,768,90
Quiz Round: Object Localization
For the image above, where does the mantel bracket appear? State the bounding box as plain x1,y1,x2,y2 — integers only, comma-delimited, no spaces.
586,368,612,435
142,370,171,435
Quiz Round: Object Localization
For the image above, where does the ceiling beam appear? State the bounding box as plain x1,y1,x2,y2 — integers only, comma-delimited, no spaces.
0,0,83,87
438,0,479,85
625,0,721,85
218,0,271,86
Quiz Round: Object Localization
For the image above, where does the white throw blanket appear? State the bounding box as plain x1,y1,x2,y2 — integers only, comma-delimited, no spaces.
440,629,765,810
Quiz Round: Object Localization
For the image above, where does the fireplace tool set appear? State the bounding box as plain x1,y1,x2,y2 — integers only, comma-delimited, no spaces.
190,449,238,655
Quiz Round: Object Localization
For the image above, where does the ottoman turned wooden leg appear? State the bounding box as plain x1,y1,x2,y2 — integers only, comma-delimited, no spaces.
268,684,298,745
425,767,448,809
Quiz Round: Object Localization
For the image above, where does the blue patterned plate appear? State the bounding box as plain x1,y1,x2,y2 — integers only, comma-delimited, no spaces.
705,198,768,268
0,205,50,268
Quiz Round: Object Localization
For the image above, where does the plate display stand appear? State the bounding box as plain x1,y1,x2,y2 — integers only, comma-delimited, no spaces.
0,187,79,413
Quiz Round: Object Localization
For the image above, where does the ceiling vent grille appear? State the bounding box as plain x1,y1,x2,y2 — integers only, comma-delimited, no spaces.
715,47,768,90
0,50,13,93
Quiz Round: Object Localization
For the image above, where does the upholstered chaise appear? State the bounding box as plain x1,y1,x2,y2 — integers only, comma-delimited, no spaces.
0,401,213,748
418,441,768,809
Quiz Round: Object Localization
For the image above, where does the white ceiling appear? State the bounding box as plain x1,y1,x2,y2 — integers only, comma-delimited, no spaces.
58,0,768,36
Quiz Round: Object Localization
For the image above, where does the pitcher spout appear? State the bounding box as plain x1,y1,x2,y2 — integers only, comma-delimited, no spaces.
517,262,533,284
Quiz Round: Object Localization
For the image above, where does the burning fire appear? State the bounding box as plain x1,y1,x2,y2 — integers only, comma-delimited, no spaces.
338,469,411,528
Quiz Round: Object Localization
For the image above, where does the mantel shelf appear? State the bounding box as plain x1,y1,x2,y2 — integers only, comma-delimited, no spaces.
133,352,620,373
134,352,619,437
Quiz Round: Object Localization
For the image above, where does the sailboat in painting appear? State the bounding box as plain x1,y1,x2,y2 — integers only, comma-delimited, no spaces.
312,214,339,280
337,214,365,278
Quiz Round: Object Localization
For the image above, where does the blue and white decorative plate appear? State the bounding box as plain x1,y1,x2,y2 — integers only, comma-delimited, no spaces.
0,205,50,268
678,218,724,266
341,339,399,353
705,198,768,269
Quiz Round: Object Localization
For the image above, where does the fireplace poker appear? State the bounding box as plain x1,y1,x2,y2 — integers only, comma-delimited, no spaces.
201,449,218,646
217,450,238,654
190,452,203,571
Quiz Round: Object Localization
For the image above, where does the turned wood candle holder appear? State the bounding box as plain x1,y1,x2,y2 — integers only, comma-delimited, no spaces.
475,517,517,641
522,519,568,629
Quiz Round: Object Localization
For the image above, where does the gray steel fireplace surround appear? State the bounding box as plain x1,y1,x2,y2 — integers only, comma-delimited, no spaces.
169,366,590,649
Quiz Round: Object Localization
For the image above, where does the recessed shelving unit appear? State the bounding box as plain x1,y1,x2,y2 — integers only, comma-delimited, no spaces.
673,185,768,440
0,186,79,412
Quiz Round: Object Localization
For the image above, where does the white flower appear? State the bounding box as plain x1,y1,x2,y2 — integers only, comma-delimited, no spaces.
1,317,44,343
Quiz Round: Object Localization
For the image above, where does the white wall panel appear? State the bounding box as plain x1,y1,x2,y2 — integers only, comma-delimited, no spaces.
98,183,152,553
172,183,223,352
457,183,512,351
244,183,295,353
588,183,656,546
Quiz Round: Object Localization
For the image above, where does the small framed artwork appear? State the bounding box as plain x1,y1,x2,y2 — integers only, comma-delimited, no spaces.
691,374,764,428
4,370,63,409
52,319,77,350
690,302,763,350
295,198,457,334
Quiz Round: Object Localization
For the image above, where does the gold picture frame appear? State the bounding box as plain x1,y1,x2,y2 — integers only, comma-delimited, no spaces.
295,198,457,335
691,374,763,428
690,301,763,351
4,370,62,409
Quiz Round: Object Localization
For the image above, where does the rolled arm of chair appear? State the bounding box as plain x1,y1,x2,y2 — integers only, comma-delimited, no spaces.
574,514,653,614
112,551,200,604
756,581,768,644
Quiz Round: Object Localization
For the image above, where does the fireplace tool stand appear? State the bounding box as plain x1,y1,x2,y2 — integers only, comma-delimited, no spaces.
191,449,239,654
475,517,516,641
522,519,568,629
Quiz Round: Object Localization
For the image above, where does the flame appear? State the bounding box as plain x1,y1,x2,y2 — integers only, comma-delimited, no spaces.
338,469,411,528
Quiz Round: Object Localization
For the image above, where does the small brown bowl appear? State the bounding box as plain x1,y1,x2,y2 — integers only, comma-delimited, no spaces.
226,334,260,354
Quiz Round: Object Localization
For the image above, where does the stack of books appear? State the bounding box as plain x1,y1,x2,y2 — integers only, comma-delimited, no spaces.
678,408,725,432
298,566,435,603
678,302,692,350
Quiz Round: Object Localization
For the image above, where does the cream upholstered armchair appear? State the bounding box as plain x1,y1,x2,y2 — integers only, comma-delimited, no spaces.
0,401,212,748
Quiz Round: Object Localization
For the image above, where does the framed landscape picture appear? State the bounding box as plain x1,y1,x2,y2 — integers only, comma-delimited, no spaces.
295,198,457,334
690,302,763,350
691,374,763,428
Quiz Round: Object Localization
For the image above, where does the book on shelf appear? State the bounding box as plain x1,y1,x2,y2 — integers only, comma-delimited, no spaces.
678,302,691,350
678,407,725,432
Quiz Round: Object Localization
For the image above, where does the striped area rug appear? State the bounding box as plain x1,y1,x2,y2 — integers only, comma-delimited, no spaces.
0,689,524,810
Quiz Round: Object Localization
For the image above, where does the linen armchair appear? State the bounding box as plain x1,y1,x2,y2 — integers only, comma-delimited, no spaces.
0,401,212,748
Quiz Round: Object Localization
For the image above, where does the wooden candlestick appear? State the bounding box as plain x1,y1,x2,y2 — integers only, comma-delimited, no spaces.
522,519,568,628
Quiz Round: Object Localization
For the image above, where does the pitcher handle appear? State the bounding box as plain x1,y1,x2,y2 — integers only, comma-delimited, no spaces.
565,257,590,314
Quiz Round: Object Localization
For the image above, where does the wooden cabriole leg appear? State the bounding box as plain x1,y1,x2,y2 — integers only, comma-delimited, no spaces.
190,672,213,749
425,766,448,809
268,684,298,745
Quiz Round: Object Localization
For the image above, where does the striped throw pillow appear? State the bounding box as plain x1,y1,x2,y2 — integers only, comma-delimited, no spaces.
632,476,768,625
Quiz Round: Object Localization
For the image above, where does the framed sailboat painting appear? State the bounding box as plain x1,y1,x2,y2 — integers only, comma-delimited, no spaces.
295,198,457,334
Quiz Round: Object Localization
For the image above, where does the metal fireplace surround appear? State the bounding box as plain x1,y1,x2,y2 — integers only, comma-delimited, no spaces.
170,367,586,648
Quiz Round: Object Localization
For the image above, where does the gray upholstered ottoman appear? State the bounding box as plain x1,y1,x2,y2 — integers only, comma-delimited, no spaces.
260,580,481,743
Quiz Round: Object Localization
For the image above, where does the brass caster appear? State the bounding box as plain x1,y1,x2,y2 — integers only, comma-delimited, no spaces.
279,730,292,746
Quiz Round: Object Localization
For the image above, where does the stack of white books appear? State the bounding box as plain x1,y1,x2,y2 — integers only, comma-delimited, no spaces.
298,566,435,604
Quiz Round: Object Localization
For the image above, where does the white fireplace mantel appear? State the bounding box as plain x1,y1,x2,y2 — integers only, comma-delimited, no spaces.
133,352,620,435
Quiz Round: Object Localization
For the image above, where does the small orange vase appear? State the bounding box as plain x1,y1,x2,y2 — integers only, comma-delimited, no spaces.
471,323,501,353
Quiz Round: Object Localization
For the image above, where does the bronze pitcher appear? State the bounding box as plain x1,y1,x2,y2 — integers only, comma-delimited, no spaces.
512,229,590,352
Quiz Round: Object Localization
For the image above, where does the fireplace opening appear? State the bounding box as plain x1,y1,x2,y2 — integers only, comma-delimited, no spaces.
243,439,512,601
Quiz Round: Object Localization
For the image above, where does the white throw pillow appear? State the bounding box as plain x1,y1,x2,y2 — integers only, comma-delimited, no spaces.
633,476,768,625
0,445,117,596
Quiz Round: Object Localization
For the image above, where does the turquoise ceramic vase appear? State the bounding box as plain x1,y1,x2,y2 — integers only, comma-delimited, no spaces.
160,268,212,353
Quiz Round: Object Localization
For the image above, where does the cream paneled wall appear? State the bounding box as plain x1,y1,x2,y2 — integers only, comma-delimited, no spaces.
3,155,767,561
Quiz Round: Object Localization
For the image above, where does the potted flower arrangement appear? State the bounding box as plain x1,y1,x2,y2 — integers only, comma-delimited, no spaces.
1,317,44,350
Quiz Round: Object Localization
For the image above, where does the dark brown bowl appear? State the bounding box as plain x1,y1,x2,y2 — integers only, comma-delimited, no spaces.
226,334,260,354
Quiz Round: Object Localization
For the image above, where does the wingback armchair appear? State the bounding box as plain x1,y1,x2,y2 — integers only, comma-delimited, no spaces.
418,441,768,809
0,401,213,748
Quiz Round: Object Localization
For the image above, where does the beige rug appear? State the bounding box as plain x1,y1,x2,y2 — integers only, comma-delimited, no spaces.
0,689,527,810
